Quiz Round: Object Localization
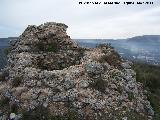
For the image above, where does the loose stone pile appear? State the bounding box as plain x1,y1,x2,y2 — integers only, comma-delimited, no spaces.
0,22,154,120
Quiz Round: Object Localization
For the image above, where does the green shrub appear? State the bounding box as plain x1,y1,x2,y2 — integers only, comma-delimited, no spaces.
127,92,135,101
117,86,123,94
0,72,5,81
104,108,147,120
22,105,80,120
123,110,147,120
37,41,58,52
0,96,11,117
37,41,45,51
133,62,160,119
99,50,122,69
89,77,108,93
97,44,122,69
0,97,19,118
12,75,23,87
47,44,58,52
49,116,67,120
133,63,160,91
147,93,160,119
10,103,19,113
67,109,79,120
0,97,10,107
97,43,114,51
22,105,49,120
4,48,12,55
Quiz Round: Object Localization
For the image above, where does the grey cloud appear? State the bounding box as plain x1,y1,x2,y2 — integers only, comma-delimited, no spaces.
0,0,160,38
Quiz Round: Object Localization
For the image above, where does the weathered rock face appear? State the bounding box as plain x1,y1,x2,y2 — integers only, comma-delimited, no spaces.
0,22,154,120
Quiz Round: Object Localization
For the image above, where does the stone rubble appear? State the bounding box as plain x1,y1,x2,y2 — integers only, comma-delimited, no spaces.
0,22,154,120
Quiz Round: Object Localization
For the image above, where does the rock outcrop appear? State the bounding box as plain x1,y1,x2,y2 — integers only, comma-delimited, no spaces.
0,22,154,120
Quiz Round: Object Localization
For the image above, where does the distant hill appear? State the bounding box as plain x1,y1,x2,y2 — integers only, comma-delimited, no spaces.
125,35,160,45
0,38,10,48
75,35,160,46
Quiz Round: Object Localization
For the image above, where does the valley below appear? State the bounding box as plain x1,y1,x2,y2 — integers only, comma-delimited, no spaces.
74,35,160,66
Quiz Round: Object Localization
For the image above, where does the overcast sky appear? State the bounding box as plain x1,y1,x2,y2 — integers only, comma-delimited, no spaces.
0,0,160,39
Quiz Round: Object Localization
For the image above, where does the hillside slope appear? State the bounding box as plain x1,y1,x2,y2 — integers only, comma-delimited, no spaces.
133,63,160,119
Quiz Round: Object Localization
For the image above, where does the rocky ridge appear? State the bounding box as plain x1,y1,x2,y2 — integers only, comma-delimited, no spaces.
0,22,154,120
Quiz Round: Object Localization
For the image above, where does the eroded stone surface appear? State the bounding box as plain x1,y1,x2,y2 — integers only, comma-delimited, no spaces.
0,22,154,120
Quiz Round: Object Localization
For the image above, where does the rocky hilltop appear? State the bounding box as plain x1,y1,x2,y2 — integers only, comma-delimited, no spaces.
0,22,154,120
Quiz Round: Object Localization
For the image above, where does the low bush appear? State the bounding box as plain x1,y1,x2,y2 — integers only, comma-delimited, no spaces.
37,41,58,52
133,62,160,119
0,97,10,108
12,75,23,87
127,92,135,101
97,44,122,68
99,52,122,68
0,72,5,81
22,105,49,120
89,77,108,93
4,48,12,55
47,44,58,52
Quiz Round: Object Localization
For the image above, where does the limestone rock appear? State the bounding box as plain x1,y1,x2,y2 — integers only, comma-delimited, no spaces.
0,22,154,120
